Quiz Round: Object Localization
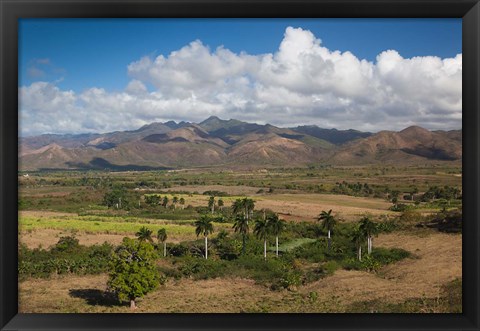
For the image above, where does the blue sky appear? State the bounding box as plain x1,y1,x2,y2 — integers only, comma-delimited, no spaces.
18,19,462,135
19,18,461,92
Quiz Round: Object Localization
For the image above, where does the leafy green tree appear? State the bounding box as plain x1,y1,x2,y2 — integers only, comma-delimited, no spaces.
195,216,214,259
208,196,215,214
135,226,153,243
172,196,178,210
233,214,249,255
107,238,159,309
254,218,270,261
318,209,337,249
359,216,378,254
144,194,160,206
103,188,128,209
157,228,167,257
267,214,285,257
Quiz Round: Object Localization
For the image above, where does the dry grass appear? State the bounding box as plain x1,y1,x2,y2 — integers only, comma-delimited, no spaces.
19,229,129,249
254,194,395,222
19,231,462,313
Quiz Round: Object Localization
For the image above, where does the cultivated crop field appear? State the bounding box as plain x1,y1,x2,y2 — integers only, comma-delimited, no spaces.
18,165,462,313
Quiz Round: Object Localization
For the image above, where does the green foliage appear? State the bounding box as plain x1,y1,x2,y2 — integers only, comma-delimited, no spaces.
53,235,80,252
107,238,160,304
144,194,160,206
135,226,153,242
103,187,128,209
342,247,411,273
18,241,113,279
176,257,228,280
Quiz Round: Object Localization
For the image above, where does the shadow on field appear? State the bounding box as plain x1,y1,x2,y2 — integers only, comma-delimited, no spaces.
69,289,124,307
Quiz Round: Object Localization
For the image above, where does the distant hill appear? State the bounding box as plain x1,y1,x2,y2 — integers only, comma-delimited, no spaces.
329,126,462,165
19,118,462,171
293,126,372,145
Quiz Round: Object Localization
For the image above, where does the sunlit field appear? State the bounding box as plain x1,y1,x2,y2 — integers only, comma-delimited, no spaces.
18,165,462,313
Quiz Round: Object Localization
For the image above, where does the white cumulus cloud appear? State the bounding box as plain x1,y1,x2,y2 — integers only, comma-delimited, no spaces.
19,26,462,136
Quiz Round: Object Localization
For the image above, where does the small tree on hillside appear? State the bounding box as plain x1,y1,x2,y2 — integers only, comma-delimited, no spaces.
179,197,186,210
162,196,169,209
108,238,159,310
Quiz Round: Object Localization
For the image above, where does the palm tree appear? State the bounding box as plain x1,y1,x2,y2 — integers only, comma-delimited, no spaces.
162,196,169,209
318,209,336,249
359,216,378,254
179,197,185,210
351,226,365,261
157,228,167,257
218,198,224,210
254,218,270,261
136,226,153,243
172,196,178,210
232,198,255,223
208,196,215,214
194,216,214,259
267,214,285,257
243,198,255,220
233,214,249,255
232,199,244,215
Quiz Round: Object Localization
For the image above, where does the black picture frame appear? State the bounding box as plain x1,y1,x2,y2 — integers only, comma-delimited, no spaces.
1,0,479,330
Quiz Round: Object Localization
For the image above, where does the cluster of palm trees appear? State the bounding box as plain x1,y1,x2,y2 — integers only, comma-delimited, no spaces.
207,196,224,214
195,197,286,260
351,216,379,261
135,226,168,257
136,199,379,263
316,210,379,261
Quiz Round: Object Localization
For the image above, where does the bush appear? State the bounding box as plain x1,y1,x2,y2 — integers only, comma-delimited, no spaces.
18,240,114,279
176,257,228,280
168,243,190,257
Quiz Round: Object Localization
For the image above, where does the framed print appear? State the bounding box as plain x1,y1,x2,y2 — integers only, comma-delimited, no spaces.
1,0,479,330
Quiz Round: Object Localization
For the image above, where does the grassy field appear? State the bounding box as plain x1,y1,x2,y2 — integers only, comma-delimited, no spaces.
18,164,462,313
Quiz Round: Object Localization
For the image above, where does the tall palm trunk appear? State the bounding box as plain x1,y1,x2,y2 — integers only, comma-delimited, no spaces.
358,246,362,261
242,234,246,255
163,242,167,257
204,236,208,259
264,239,267,261
367,236,372,254
130,299,136,310
327,230,331,250
275,236,279,257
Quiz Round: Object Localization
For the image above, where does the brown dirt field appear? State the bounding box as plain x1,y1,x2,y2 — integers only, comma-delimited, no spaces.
19,229,130,249
19,274,284,313
302,231,462,306
161,185,263,196
19,228,199,249
18,231,462,313
254,194,395,222
19,210,76,218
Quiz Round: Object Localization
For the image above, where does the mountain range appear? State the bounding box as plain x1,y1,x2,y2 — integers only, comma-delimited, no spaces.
19,116,462,171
